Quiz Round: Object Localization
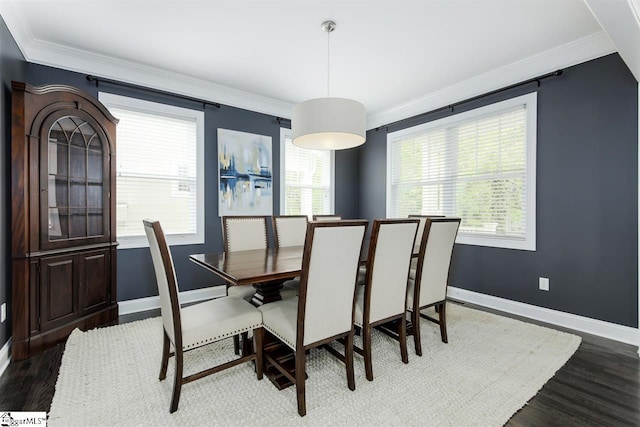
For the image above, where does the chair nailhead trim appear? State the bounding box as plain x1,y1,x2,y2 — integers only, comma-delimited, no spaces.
262,325,295,350
183,322,263,350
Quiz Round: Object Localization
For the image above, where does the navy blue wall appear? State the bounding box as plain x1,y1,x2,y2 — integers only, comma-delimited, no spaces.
25,64,360,301
358,54,639,328
9,48,640,331
1,16,26,348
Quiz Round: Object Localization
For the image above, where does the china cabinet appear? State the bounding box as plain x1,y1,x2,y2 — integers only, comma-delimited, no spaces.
11,82,118,360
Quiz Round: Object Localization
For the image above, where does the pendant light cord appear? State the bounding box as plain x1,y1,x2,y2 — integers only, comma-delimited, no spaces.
327,27,331,97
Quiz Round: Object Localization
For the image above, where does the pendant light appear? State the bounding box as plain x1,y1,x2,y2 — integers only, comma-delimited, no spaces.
292,21,366,150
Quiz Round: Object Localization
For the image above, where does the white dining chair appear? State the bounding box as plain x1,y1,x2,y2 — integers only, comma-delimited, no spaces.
221,215,269,353
407,217,460,356
353,218,418,381
273,215,308,247
312,214,342,221
143,219,264,413
258,220,367,416
272,215,308,298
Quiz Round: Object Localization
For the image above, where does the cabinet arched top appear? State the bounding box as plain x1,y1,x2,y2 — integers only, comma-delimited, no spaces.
12,81,119,125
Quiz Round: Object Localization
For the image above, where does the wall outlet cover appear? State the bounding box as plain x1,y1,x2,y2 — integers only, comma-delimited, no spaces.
539,277,550,291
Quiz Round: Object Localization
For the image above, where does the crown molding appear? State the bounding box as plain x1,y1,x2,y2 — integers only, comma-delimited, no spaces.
27,39,296,118
366,31,616,130
584,0,640,82
1,2,617,128
0,1,294,118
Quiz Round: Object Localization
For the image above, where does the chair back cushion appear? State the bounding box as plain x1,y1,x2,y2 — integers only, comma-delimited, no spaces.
409,215,445,255
143,220,180,343
366,219,418,323
273,215,308,247
415,218,461,307
298,220,367,347
222,216,268,252
312,215,342,221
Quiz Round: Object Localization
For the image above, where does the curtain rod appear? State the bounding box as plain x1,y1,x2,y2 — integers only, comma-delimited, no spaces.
375,69,563,132
86,75,221,109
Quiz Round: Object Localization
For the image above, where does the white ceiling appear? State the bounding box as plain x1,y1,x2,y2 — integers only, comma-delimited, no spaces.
1,0,638,129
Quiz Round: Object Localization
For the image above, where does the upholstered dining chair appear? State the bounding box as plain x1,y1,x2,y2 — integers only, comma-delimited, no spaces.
272,215,308,297
407,217,461,356
221,215,269,353
312,214,342,221
258,220,368,416
143,220,264,413
408,214,445,256
354,219,418,381
221,216,269,301
273,215,308,247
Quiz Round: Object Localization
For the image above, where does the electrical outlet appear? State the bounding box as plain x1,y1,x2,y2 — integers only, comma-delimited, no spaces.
539,277,550,291
1,303,6,322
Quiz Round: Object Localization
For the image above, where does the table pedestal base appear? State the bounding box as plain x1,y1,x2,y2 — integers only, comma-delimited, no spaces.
250,281,284,306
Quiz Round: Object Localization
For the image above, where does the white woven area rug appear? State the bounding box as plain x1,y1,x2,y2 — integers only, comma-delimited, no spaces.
49,303,580,426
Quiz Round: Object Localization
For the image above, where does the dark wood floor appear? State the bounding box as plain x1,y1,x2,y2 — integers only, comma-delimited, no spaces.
0,304,638,426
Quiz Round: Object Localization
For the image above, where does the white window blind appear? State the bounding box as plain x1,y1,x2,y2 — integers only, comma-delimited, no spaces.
280,128,334,217
387,93,537,251
99,92,204,248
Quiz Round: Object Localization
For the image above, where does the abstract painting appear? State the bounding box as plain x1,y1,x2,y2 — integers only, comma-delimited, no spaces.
218,128,273,216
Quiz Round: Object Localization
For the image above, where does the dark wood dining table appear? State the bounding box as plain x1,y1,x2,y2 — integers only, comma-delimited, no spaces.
189,246,306,306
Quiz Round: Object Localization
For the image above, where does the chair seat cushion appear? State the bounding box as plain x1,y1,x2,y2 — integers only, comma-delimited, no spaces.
180,296,262,350
406,278,416,309
357,266,367,285
280,278,300,299
227,285,255,302
408,258,418,280
258,298,299,349
406,278,446,309
353,285,365,327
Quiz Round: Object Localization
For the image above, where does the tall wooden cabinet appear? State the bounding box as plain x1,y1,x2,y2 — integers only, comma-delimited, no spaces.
11,82,118,360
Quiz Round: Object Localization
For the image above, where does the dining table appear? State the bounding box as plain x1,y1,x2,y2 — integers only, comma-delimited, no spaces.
189,245,306,306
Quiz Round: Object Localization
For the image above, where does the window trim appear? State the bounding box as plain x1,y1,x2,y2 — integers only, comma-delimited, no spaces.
279,128,335,216
386,92,537,251
98,92,205,249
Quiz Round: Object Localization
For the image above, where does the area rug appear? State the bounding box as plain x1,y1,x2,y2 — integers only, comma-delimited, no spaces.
48,303,580,426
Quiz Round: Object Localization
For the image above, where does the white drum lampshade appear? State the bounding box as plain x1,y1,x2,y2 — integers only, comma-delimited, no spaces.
292,97,366,150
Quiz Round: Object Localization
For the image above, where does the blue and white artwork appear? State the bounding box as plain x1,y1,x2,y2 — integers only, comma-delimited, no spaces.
218,128,273,216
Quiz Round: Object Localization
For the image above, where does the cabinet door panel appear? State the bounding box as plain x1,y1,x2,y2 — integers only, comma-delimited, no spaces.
40,255,77,331
79,250,110,314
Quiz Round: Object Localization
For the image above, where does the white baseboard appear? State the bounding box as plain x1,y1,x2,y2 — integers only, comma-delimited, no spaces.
118,286,227,316
0,338,11,380
448,286,639,347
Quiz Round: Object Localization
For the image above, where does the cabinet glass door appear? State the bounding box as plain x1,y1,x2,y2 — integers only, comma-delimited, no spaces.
48,116,106,242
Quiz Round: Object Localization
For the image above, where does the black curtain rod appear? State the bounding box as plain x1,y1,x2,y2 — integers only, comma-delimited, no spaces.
86,75,221,109
375,69,563,132
276,117,291,125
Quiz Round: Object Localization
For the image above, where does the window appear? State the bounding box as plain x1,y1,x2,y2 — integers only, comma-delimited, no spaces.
99,93,204,248
280,128,334,218
387,93,537,251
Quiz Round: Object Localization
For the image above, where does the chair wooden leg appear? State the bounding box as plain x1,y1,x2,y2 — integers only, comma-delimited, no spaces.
233,335,240,355
398,313,409,364
295,347,306,417
363,324,373,381
241,331,249,356
169,347,183,413
439,302,448,343
345,331,356,391
412,309,422,357
254,327,264,380
159,330,170,381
